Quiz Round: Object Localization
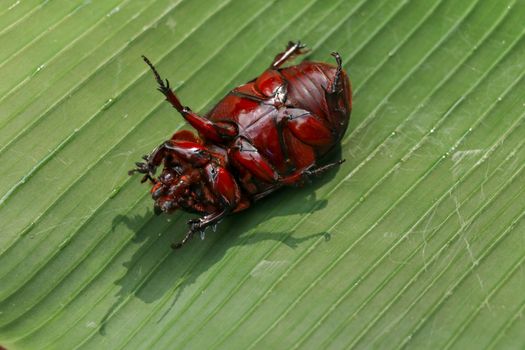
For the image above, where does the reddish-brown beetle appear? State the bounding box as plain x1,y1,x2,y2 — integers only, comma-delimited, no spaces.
130,42,352,248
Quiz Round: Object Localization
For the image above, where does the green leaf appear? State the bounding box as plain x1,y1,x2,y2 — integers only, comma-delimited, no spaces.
1,0,524,349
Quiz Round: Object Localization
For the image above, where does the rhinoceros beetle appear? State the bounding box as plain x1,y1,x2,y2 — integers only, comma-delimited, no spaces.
130,41,352,249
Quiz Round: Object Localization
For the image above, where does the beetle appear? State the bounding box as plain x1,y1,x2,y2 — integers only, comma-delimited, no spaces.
130,41,352,249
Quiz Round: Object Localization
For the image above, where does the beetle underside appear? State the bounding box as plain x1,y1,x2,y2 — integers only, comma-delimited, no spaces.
130,41,351,249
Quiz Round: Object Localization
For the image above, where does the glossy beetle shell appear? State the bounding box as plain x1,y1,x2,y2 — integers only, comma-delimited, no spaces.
131,42,351,248
207,60,351,195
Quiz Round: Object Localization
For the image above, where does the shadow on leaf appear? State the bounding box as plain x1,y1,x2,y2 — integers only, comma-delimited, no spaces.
98,147,342,335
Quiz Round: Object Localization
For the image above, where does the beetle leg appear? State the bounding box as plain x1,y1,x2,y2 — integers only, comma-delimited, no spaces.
130,139,213,183
329,52,344,94
324,52,351,135
252,185,281,201
172,163,241,249
142,55,183,110
171,208,229,249
280,160,345,186
283,109,334,147
271,41,309,69
171,228,195,249
181,107,238,143
325,52,348,110
251,160,345,201
170,129,201,143
152,140,211,167
203,162,241,209
142,55,238,143
129,152,162,183
162,140,211,166
230,138,280,183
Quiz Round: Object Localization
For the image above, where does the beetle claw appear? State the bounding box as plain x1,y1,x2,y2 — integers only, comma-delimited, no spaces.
290,40,309,54
271,40,309,69
188,218,203,231
129,157,159,186
331,52,342,65
171,228,196,250
288,40,306,50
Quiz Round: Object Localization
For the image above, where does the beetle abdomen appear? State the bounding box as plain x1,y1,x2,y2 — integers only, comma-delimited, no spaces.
280,61,352,143
207,60,351,179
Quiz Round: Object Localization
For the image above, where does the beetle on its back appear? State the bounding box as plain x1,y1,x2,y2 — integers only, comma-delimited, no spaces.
130,42,352,248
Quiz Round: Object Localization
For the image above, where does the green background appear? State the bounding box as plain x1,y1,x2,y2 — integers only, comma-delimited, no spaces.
1,0,524,349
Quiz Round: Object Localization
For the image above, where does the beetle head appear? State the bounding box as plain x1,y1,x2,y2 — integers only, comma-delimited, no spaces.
130,130,221,215
148,158,218,216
